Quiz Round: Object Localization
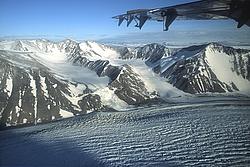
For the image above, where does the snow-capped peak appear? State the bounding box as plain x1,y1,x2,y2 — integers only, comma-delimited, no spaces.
204,43,250,92
79,41,120,61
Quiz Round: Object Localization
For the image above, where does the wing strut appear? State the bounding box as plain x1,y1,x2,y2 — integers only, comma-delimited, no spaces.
118,16,125,26
162,9,178,31
136,14,149,29
227,0,250,28
127,15,134,27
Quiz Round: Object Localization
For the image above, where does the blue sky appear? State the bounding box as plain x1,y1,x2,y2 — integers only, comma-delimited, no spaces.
0,0,250,44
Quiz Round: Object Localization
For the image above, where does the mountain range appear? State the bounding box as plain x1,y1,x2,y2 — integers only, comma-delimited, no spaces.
0,39,249,127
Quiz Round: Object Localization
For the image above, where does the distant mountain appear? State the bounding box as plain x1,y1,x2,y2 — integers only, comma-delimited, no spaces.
0,39,156,127
0,39,249,127
117,43,250,94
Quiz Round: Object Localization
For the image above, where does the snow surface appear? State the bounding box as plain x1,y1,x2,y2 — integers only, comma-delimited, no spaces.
0,39,110,88
60,109,74,118
0,40,19,50
6,76,13,96
160,47,203,74
1,101,250,167
79,41,120,61
94,87,128,110
113,59,187,98
66,83,86,107
29,73,38,124
40,75,49,97
52,63,109,89
205,46,250,92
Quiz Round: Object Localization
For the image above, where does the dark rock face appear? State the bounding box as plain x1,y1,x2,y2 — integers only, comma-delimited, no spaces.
160,54,230,93
118,43,174,64
72,57,152,105
69,45,154,105
209,43,250,81
0,57,79,127
73,57,120,79
78,94,102,113
69,48,153,105
117,43,250,94
157,44,249,93
0,59,37,127
0,45,92,127
135,44,173,65
109,65,151,105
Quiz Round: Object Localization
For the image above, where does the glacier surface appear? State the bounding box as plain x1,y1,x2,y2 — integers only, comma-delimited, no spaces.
1,100,250,167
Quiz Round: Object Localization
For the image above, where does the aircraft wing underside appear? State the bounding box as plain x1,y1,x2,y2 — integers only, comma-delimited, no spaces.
113,0,250,31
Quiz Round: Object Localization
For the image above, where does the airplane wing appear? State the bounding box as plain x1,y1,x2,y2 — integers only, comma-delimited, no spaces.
113,0,250,31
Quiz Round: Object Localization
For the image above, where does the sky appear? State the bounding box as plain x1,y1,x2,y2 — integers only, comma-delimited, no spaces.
0,0,250,45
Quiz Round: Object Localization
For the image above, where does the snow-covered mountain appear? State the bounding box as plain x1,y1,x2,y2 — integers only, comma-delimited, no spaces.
117,43,250,94
0,39,249,127
0,39,160,127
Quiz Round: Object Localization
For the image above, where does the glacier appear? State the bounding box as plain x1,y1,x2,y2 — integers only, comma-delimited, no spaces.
1,101,250,166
